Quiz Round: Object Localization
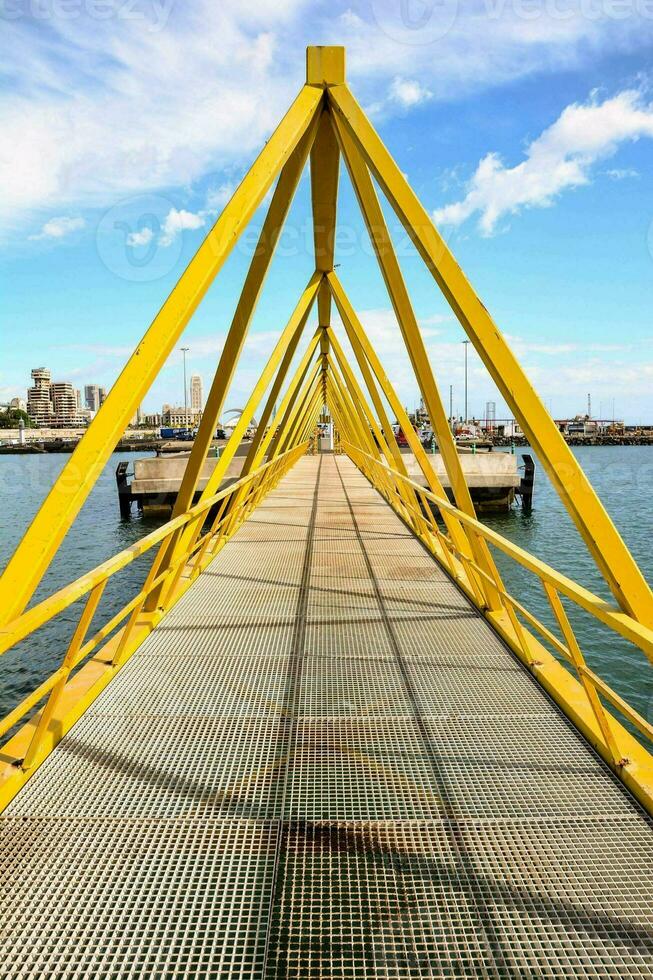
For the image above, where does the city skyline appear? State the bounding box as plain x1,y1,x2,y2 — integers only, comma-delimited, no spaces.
3,10,653,421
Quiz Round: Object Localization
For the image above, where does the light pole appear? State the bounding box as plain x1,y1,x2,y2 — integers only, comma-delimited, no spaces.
462,340,470,423
449,384,453,430
180,347,189,428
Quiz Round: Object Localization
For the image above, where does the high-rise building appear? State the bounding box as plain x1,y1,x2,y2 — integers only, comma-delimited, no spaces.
51,382,81,426
27,368,54,426
84,384,101,412
190,375,203,415
99,387,107,406
27,368,87,428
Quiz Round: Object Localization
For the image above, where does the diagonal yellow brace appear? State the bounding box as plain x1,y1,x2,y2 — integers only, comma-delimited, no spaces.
328,82,653,625
327,328,425,520
191,274,319,501
327,270,497,604
149,273,321,606
241,325,320,477
277,362,323,456
331,115,479,519
261,331,323,463
169,113,321,521
281,371,323,453
0,83,323,626
328,358,378,459
331,114,504,606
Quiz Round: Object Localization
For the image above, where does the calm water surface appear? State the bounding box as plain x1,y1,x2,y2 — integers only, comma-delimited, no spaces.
1,446,652,738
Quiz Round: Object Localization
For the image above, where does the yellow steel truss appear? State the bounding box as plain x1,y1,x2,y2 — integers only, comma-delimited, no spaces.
1,46,653,814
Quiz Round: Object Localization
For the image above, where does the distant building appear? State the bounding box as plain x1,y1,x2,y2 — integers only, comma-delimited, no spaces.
27,368,54,426
10,397,26,413
99,387,107,405
84,385,101,412
27,368,86,428
190,374,203,415
161,405,201,427
51,382,82,427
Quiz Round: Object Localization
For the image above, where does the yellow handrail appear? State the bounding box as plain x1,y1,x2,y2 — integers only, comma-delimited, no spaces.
0,444,307,773
343,442,653,760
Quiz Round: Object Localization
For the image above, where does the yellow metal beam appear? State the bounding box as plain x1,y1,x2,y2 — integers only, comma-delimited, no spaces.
331,116,480,520
280,374,322,454
239,310,315,479
276,361,322,456
327,328,426,524
170,115,320,520
149,274,321,603
311,113,340,325
327,272,487,582
261,331,322,463
192,273,320,500
328,330,390,459
328,358,377,459
328,82,653,626
306,46,346,88
0,83,323,626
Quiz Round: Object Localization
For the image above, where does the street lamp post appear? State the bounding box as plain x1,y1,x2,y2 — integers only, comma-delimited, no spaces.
180,347,189,428
462,340,470,423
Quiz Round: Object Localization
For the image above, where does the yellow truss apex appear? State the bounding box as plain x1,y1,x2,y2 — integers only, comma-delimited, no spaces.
306,46,346,87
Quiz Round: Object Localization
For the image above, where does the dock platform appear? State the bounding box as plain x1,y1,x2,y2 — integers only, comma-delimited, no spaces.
2,455,652,977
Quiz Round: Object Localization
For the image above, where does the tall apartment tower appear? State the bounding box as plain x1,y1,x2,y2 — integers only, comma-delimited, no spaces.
51,382,80,427
190,375,203,414
84,384,101,412
27,368,53,426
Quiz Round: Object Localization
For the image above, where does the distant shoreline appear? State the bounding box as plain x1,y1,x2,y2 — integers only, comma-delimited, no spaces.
1,434,653,455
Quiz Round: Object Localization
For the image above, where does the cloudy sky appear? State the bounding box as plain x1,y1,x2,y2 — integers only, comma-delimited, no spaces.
3,1,653,421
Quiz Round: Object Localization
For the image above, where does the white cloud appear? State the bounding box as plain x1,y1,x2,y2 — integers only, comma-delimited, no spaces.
159,208,206,247
206,182,238,211
125,226,154,247
3,3,653,234
434,88,653,234
388,77,432,108
29,216,85,241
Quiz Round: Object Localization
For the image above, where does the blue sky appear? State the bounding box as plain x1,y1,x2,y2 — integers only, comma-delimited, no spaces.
3,1,653,422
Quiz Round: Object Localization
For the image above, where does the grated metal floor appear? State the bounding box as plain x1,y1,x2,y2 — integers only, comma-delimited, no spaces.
2,455,653,977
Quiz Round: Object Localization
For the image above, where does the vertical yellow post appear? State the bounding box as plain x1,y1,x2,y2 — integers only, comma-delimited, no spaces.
307,46,343,329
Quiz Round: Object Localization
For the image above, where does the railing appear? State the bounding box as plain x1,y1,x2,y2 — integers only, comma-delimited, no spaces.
0,444,306,774
344,442,653,787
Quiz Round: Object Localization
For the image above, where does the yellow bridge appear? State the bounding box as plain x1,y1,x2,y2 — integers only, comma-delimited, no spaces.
2,47,653,977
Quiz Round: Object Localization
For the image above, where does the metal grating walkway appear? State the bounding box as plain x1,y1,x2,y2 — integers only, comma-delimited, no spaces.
2,454,653,977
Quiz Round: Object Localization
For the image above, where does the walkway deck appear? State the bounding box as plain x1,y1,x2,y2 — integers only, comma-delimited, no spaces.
2,455,653,977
